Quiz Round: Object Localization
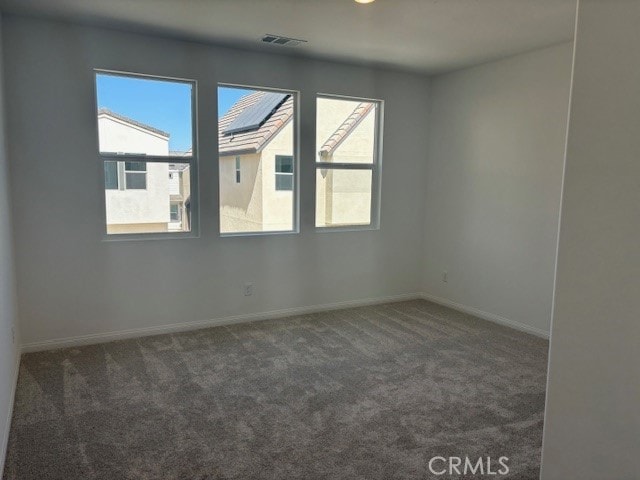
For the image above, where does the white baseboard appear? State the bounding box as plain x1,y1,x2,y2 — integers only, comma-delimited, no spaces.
419,292,550,339
0,351,21,476
21,293,423,353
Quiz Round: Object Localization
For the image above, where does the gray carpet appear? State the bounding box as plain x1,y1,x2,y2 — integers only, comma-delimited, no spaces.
3,300,548,480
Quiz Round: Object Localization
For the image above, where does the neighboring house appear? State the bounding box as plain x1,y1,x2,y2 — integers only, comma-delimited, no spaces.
218,93,375,231
315,99,376,227
98,108,190,234
218,92,295,232
168,160,191,232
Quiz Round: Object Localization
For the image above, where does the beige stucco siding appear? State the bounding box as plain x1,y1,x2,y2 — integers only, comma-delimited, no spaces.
219,153,263,233
316,105,375,226
218,97,375,231
107,222,168,234
260,119,294,231
219,119,294,233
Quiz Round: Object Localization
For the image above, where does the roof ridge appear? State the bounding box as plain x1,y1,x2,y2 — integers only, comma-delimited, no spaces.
319,102,374,156
98,108,170,138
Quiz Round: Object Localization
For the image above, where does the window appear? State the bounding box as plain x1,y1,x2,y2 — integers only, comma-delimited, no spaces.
315,95,382,229
103,161,148,190
104,162,118,190
170,203,181,222
124,161,147,189
96,71,197,236
218,84,298,235
275,155,293,191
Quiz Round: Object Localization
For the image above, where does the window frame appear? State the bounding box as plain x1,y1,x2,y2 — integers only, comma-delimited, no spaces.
314,93,384,232
235,156,241,184
94,69,199,241
217,83,300,237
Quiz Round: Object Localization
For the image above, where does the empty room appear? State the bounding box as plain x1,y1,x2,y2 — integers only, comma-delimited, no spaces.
1,0,638,479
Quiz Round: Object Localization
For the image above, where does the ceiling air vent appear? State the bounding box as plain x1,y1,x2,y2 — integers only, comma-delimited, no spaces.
261,34,307,47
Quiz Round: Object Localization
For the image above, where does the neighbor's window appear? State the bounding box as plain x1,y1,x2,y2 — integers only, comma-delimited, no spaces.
169,203,181,222
315,95,382,228
275,155,293,191
96,71,196,236
104,162,118,190
124,161,147,189
218,84,297,235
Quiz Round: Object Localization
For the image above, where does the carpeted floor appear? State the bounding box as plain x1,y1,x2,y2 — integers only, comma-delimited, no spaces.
3,300,548,480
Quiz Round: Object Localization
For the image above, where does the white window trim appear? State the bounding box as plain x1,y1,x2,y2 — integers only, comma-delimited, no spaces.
218,83,300,237
314,93,384,232
95,69,199,241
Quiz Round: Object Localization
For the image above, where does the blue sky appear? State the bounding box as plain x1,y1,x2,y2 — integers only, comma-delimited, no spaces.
218,86,253,118
96,74,252,152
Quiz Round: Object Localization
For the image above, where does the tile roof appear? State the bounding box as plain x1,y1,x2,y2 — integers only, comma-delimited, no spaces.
98,108,170,138
319,102,375,155
218,91,293,156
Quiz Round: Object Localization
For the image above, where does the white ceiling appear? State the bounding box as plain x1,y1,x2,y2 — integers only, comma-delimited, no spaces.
0,0,577,74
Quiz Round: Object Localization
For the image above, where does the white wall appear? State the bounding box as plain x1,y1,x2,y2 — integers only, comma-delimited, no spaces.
98,115,168,155
422,43,574,335
0,15,20,474
541,1,640,478
3,16,430,347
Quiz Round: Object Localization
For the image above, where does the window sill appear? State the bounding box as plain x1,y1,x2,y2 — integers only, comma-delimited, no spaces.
102,231,199,242
314,224,380,233
220,229,299,238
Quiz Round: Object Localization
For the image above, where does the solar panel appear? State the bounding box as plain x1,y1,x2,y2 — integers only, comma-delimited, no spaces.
224,92,289,135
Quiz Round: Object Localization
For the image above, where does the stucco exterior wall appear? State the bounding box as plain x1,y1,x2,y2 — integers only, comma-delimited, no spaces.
260,119,294,231
99,115,171,232
219,153,263,233
105,162,170,227
316,103,375,226
219,100,374,231
107,222,168,234
219,119,294,233
169,166,191,232
317,168,372,227
98,115,168,156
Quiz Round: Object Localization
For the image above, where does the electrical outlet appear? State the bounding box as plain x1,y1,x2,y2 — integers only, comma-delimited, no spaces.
442,271,448,283
243,282,254,296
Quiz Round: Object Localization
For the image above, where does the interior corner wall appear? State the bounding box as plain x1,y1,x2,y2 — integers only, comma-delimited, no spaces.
0,13,20,474
2,15,430,347
422,42,574,335
541,1,640,478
